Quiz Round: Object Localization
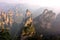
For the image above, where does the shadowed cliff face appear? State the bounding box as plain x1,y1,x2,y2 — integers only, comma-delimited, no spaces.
33,9,56,35
33,9,60,35
52,13,60,34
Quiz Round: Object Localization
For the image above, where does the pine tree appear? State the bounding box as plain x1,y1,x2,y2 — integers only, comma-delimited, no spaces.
0,29,11,40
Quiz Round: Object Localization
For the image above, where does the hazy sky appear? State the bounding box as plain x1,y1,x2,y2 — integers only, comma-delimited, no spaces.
0,0,60,7
0,0,60,14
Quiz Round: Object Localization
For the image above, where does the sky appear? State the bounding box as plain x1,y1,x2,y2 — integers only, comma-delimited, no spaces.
0,0,60,14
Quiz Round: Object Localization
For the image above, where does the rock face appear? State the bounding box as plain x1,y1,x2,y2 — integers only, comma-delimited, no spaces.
52,13,60,34
20,9,35,40
34,9,56,35
0,10,14,30
40,9,56,29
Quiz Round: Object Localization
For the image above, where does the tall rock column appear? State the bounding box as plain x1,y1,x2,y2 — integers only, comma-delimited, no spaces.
21,9,35,40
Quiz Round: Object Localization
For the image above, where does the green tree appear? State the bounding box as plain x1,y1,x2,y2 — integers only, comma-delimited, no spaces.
0,29,11,40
